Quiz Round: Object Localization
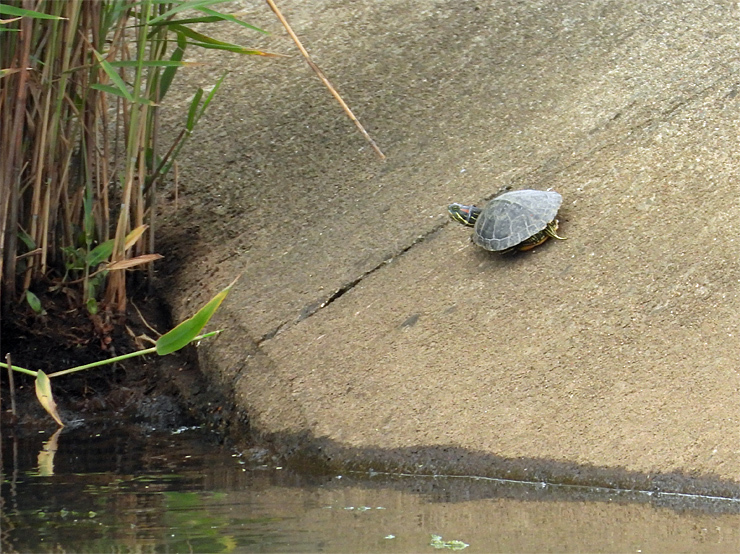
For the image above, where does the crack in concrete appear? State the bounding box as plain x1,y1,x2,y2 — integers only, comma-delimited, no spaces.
257,220,449,345
256,71,736,347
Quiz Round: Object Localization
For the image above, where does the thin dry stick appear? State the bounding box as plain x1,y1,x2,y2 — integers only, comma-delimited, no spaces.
265,0,386,160
131,300,161,337
148,101,160,290
5,354,16,417
174,162,179,211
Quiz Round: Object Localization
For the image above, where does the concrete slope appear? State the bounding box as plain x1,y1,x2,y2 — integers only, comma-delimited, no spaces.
159,0,740,490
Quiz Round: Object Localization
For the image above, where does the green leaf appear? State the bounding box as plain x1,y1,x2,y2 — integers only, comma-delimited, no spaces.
106,60,193,68
185,73,225,131
197,7,267,33
158,31,187,99
92,49,134,102
87,238,115,267
156,277,238,355
186,88,204,130
89,87,156,105
146,0,230,25
90,83,132,100
35,370,64,427
25,290,45,314
86,226,148,267
157,72,227,180
183,40,274,56
198,72,226,115
168,23,228,46
148,10,267,34
18,229,36,250
0,5,65,19
169,23,270,55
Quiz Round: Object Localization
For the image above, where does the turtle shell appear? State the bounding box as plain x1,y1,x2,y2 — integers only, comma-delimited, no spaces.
473,190,563,251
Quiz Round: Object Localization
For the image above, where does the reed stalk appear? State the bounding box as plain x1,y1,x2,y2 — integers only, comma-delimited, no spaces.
0,1,269,328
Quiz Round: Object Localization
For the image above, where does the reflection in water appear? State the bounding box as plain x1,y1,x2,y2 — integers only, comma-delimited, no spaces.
2,425,740,553
36,428,62,477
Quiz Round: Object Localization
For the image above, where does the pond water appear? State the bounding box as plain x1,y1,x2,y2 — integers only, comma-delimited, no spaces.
2,424,740,553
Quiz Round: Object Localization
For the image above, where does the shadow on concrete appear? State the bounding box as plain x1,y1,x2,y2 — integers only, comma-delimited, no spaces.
268,431,740,512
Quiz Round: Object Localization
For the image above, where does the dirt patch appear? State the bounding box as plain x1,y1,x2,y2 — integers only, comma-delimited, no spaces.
1,287,238,438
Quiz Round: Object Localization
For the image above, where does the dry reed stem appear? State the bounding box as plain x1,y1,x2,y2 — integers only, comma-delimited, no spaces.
1,0,273,323
265,0,386,160
1,0,34,308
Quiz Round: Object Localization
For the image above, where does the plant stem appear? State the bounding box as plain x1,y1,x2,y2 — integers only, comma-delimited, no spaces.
46,331,219,378
0,362,36,377
48,346,158,378
0,331,219,379
5,354,16,416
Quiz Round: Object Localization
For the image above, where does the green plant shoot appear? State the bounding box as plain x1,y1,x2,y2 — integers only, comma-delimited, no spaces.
156,275,239,356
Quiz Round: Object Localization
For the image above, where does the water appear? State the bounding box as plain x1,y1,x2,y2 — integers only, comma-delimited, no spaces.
2,424,740,553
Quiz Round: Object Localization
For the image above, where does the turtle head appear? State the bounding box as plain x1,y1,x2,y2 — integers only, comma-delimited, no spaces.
448,203,481,227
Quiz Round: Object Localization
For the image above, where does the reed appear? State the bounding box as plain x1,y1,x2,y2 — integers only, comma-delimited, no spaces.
0,1,268,324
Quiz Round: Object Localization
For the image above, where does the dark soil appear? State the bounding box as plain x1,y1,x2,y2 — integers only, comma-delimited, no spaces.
0,282,237,439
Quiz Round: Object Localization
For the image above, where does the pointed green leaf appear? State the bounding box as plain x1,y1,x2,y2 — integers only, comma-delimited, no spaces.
197,72,226,115
158,72,227,179
18,229,36,250
87,238,115,267
25,290,44,314
86,226,149,266
156,277,238,355
90,83,130,100
183,40,276,56
89,85,157,106
89,83,120,95
168,24,275,55
185,73,225,131
106,60,192,68
197,7,267,33
159,32,187,99
0,5,65,19
92,49,134,102
147,9,267,34
146,0,229,25
186,88,204,130
35,370,64,427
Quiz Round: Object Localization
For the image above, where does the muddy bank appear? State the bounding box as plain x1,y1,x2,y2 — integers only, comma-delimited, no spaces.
0,294,233,437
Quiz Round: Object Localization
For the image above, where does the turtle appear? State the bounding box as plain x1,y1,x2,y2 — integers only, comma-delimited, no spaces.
448,189,566,253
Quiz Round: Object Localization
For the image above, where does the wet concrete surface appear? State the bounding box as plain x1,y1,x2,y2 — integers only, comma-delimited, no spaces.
157,0,740,493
